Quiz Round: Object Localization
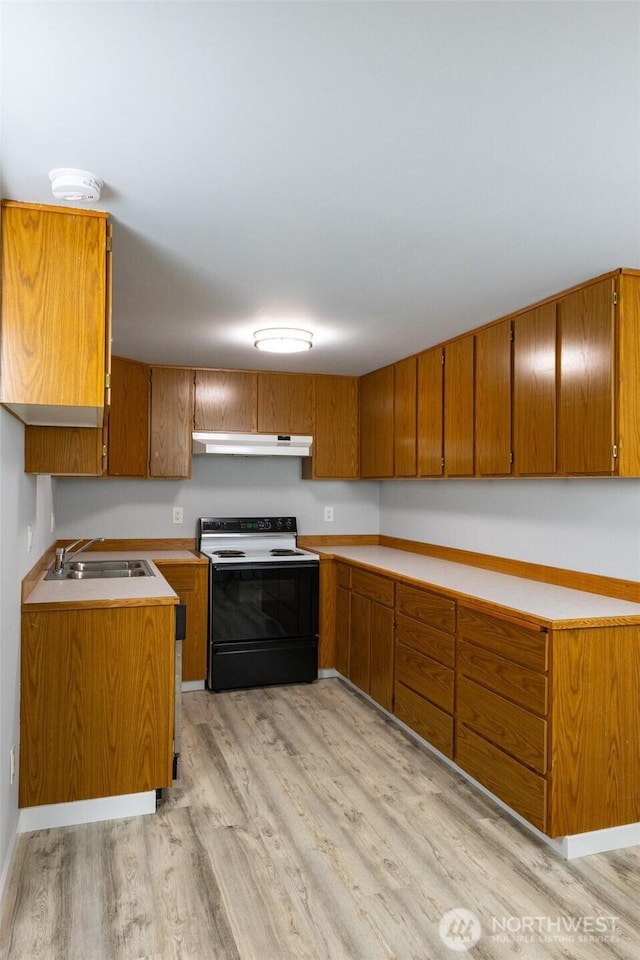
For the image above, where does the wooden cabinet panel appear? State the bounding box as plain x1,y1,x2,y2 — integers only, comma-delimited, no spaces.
394,357,416,477
335,585,350,677
194,370,257,432
395,583,455,636
351,569,394,606
617,273,640,477
513,304,556,475
257,373,314,434
369,602,394,712
475,321,512,476
455,725,547,832
349,593,370,693
336,563,352,589
395,643,454,713
149,367,194,478
360,366,394,478
155,561,208,682
417,348,444,476
395,615,455,669
25,426,104,476
394,682,453,758
457,676,547,773
1,202,109,425
457,606,548,672
20,605,174,807
108,356,149,477
309,376,359,479
557,278,615,475
458,641,547,715
444,336,474,476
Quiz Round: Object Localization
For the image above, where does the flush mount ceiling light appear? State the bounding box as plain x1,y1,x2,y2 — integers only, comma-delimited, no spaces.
49,168,104,202
253,327,313,353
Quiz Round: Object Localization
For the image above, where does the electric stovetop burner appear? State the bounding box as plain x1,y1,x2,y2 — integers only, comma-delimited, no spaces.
213,549,246,558
270,548,302,557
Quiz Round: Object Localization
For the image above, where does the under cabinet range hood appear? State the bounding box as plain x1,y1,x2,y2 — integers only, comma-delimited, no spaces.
192,432,313,457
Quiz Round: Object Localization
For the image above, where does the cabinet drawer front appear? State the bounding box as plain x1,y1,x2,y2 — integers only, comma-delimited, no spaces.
458,606,548,672
396,583,455,635
394,682,453,758
336,563,352,589
395,642,454,713
458,641,548,715
457,677,548,773
351,568,394,606
456,725,547,832
396,614,455,668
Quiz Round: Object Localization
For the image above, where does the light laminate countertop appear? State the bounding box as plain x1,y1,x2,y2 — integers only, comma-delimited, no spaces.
23,550,204,609
317,546,640,628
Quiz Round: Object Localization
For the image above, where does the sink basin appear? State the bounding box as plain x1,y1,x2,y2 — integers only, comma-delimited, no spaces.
45,559,154,580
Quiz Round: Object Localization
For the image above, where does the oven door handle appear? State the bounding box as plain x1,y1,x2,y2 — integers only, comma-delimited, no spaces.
211,560,319,574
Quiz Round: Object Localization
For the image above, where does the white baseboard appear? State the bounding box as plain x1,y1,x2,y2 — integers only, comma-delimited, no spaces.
182,680,205,692
18,791,156,833
0,816,19,907
333,672,640,860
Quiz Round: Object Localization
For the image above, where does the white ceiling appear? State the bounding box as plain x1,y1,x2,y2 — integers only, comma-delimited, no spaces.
2,1,639,376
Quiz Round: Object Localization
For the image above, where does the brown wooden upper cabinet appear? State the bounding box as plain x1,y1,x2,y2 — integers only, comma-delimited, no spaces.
557,278,615,476
475,321,512,476
108,357,150,478
1,201,111,427
194,369,258,432
394,357,417,477
303,376,359,479
360,365,394,478
149,367,194,478
257,372,314,434
444,335,475,476
513,303,557,475
417,347,444,476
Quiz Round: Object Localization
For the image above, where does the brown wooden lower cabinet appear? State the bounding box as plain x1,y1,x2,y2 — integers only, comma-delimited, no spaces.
155,560,208,682
20,603,175,808
339,565,394,711
394,681,454,759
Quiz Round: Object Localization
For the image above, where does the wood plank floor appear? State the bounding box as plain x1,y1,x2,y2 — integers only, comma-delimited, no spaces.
1,678,639,959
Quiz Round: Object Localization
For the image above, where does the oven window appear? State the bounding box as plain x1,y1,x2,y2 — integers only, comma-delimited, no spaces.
211,565,318,642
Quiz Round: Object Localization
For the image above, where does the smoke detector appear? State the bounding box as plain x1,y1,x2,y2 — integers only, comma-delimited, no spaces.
49,168,104,202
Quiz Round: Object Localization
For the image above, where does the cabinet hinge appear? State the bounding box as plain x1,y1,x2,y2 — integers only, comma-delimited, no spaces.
106,235,113,253
441,457,445,469
102,444,107,458
613,444,618,459
510,328,515,341
612,291,618,306
509,451,514,464
105,372,111,389
441,352,445,365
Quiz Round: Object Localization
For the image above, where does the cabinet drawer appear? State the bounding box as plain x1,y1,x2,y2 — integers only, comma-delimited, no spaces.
456,725,547,832
395,642,454,713
457,677,547,773
394,681,453,758
336,563,352,589
458,606,548,672
458,641,547,715
396,583,455,635
395,614,455,668
351,568,394,606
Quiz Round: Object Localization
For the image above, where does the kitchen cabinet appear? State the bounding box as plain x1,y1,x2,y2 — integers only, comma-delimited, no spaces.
443,335,475,476
417,347,444,476
257,372,314,435
194,369,258,432
394,583,455,758
149,367,194,478
394,357,417,477
154,560,208,682
344,566,395,710
1,201,111,427
20,604,175,807
302,375,359,479
24,426,105,476
512,303,557,475
334,563,351,677
107,356,150,477
475,321,511,476
360,365,394,478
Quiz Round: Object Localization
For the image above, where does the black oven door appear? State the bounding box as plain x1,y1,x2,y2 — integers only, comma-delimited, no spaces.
208,561,319,691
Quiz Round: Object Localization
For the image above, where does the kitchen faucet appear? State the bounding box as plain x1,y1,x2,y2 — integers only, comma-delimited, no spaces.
52,537,105,575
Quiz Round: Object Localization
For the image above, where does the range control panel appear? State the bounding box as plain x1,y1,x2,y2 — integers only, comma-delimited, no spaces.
199,517,297,535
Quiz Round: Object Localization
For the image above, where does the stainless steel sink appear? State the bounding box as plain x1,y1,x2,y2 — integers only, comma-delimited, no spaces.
45,559,154,580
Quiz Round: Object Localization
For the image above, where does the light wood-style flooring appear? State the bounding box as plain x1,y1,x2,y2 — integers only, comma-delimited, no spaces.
1,679,639,959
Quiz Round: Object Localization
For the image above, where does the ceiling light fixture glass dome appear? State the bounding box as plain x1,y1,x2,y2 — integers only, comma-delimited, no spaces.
253,327,313,353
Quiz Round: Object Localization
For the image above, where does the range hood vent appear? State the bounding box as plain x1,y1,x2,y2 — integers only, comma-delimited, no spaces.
192,432,313,457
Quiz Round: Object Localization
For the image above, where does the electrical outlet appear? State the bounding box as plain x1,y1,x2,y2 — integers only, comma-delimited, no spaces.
27,524,33,554
10,745,15,785
324,506,334,522
172,507,184,524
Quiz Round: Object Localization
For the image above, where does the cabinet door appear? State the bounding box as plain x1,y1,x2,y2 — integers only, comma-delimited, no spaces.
149,367,194,478
310,376,359,478
513,303,556,475
107,357,150,477
557,278,615,475
360,365,394,478
335,584,351,676
349,593,371,692
475,321,512,476
370,601,394,711
155,561,208,682
394,357,417,477
194,370,257,432
257,373,314,434
444,336,475,476
417,347,444,476
24,426,104,476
